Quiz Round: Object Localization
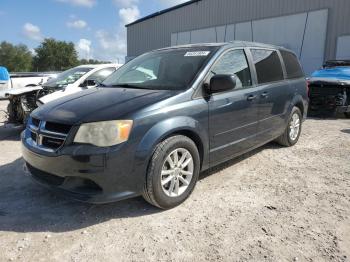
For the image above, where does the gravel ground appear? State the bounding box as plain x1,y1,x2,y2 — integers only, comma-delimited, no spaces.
0,100,349,262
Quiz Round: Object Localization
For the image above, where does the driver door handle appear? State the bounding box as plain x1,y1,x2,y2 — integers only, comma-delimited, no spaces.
247,95,257,101
261,92,269,98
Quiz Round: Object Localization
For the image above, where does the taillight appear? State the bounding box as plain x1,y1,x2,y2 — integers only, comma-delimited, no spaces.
306,80,310,97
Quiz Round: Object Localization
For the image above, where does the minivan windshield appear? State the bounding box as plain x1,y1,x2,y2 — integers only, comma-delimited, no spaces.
44,67,93,89
102,47,219,90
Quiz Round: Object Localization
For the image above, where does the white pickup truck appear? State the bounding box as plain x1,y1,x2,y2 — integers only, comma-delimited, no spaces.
0,71,58,99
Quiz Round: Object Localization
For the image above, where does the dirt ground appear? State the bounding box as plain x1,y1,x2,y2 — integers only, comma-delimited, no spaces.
0,100,349,262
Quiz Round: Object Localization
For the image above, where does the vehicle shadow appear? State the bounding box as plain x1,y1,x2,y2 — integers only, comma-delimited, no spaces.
0,143,281,233
0,158,163,233
0,123,23,141
341,129,350,134
307,112,347,120
200,142,278,181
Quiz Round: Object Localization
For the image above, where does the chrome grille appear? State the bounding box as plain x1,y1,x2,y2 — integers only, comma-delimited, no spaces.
28,118,72,151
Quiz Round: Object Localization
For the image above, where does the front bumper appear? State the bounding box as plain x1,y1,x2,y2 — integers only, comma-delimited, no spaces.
21,133,142,204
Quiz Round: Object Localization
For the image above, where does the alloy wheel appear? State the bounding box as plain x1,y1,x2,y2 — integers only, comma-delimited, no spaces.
161,148,194,197
289,113,300,141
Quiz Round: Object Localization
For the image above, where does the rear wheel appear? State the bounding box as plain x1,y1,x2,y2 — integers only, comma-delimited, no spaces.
276,107,302,147
142,135,200,209
345,112,350,119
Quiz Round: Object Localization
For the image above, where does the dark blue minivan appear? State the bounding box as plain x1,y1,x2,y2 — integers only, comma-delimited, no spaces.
22,41,308,209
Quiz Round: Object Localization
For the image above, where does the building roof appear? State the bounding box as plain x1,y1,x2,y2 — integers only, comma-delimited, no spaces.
125,0,201,27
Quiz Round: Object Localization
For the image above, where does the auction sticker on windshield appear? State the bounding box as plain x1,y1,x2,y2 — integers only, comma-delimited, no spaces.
184,51,210,57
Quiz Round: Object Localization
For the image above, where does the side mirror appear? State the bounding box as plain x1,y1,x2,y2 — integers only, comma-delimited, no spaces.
207,74,236,94
80,79,97,88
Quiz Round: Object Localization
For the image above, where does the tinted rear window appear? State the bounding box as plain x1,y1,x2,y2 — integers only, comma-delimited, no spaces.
280,50,304,79
251,49,284,84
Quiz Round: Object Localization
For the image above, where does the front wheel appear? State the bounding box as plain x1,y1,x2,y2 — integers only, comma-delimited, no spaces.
142,135,200,209
276,107,302,147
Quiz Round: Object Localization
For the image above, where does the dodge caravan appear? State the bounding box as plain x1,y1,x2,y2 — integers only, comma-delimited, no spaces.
22,42,308,209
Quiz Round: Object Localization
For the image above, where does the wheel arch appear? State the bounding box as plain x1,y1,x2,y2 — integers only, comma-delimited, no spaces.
162,129,204,170
135,116,209,172
288,95,307,120
294,100,304,116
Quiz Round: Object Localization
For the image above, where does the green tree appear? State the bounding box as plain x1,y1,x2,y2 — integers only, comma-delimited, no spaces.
32,38,79,71
0,41,33,72
79,59,112,65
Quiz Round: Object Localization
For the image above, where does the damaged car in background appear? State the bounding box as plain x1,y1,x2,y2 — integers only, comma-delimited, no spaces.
0,71,57,124
1,64,121,124
308,60,350,118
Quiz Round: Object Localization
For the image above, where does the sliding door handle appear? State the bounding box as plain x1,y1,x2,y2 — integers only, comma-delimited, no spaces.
247,95,257,101
261,92,269,98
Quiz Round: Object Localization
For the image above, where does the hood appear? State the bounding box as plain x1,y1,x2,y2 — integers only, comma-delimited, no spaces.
38,84,78,104
311,67,350,81
0,85,42,100
32,87,175,125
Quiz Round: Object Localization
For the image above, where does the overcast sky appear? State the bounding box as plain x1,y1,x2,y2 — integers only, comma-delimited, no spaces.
0,0,188,62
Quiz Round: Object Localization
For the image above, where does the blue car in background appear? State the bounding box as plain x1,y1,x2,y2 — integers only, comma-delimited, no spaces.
308,60,350,118
0,66,10,90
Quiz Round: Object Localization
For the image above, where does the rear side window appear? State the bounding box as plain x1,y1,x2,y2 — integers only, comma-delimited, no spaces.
280,50,304,79
251,49,284,84
210,49,252,89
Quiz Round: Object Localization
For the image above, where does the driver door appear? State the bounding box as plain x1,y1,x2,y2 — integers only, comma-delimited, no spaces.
208,49,260,165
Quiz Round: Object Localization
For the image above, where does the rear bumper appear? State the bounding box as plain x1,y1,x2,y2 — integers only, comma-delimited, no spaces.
309,103,350,114
22,134,141,204
308,84,349,114
336,105,350,113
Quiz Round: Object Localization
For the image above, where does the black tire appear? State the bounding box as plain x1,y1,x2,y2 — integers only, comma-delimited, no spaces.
276,107,302,147
142,135,200,209
6,102,16,123
345,113,350,119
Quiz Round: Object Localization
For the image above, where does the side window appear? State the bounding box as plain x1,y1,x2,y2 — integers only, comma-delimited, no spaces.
87,68,116,84
210,49,252,89
280,50,304,79
251,49,284,84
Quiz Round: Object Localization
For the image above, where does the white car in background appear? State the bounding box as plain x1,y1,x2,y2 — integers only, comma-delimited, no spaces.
37,64,122,105
4,64,122,124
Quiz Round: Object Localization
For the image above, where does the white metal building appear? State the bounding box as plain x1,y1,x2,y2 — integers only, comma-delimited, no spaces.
126,0,350,75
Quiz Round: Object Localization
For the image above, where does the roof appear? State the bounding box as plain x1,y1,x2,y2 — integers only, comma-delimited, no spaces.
153,41,287,52
77,64,123,68
155,42,226,51
126,0,201,27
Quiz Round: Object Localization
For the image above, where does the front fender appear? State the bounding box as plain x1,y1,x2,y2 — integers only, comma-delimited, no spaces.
136,116,208,163
131,116,209,190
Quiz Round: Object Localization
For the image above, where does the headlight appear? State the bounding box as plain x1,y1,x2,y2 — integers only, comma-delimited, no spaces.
74,120,133,147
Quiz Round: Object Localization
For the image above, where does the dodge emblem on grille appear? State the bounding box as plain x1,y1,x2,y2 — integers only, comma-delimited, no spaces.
29,119,67,150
